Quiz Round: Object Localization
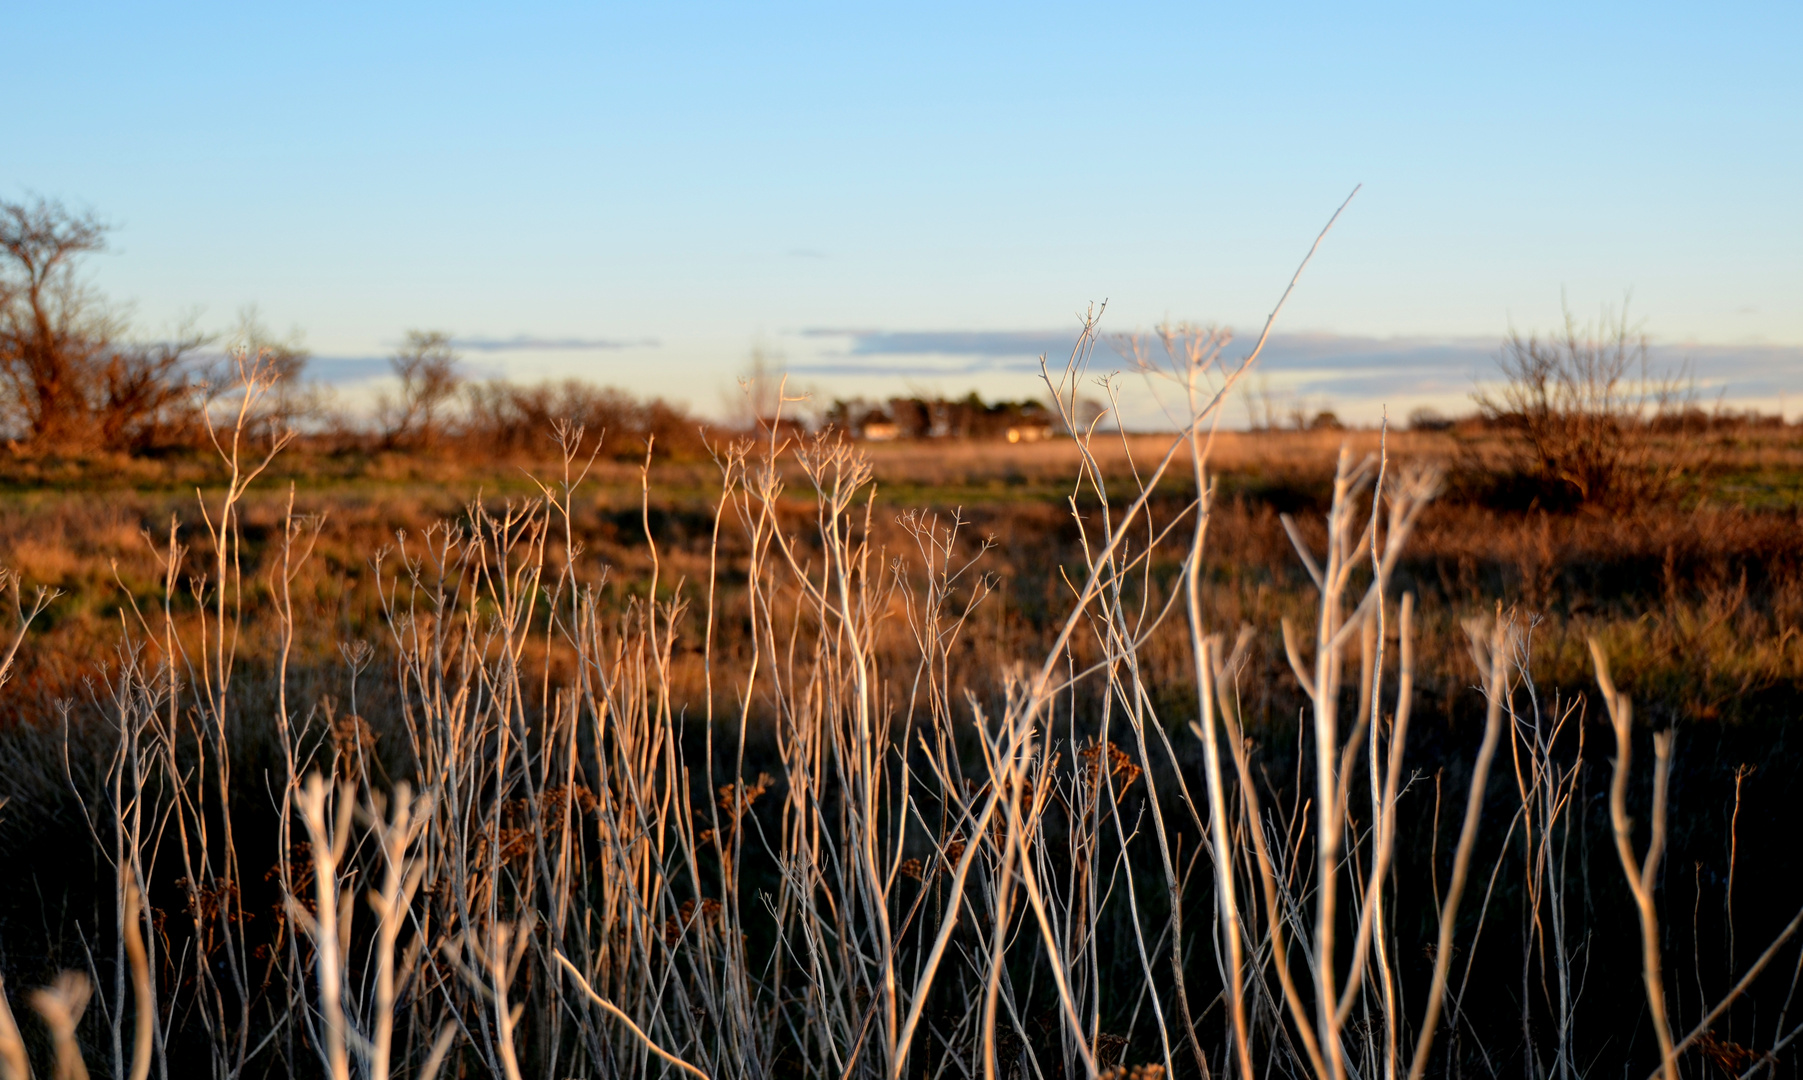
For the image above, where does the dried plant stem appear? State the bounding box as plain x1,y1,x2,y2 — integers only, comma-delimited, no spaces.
122,879,153,1080
1591,640,1678,1080
1659,903,1803,1077
0,977,29,1080
553,951,712,1080
297,775,353,1080
1405,619,1508,1080
30,972,93,1080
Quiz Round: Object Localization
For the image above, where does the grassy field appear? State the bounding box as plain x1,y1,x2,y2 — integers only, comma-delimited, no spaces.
6,425,1803,726
1,411,1801,1079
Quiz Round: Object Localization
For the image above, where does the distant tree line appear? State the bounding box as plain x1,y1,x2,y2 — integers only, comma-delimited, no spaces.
5,196,1790,483
822,392,1059,440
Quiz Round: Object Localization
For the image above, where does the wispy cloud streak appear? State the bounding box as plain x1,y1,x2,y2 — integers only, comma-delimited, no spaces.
451,335,659,351
792,328,1803,400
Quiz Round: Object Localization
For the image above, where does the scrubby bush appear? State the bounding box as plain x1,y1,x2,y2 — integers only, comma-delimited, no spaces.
461,377,707,459
1474,300,1697,507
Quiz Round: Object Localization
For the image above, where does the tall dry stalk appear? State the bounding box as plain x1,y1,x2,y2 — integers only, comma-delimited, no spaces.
1403,618,1508,1080
1590,641,1678,1080
1497,634,1587,1080
30,972,93,1080
0,976,28,1080
295,775,353,1080
122,879,153,1080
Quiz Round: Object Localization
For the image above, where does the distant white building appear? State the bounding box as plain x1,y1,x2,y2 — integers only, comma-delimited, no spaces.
1006,425,1054,444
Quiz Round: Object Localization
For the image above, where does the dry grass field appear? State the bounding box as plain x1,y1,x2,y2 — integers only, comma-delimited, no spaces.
6,424,1803,729
1,380,1801,1079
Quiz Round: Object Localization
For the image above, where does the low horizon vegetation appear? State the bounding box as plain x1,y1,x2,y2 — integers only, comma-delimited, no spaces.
6,197,1793,489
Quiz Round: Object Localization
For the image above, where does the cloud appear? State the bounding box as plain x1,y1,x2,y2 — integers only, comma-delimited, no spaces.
449,335,659,352
791,328,1492,382
298,355,504,384
790,328,1803,405
1656,342,1803,396
295,334,659,384
790,328,1093,376
804,328,1079,358
299,356,387,384
786,354,1047,377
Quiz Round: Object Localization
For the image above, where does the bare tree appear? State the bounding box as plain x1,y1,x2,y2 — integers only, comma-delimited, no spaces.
381,330,462,447
0,197,206,451
0,198,105,444
1474,296,1694,506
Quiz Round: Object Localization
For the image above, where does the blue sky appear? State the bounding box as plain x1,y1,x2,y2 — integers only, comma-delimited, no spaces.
9,1,1800,423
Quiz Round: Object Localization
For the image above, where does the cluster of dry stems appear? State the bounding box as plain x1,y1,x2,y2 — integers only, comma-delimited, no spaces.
2,226,1801,1080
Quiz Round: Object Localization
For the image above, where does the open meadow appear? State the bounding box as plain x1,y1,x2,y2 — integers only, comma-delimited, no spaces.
12,1,1801,1073
1,358,1802,1080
